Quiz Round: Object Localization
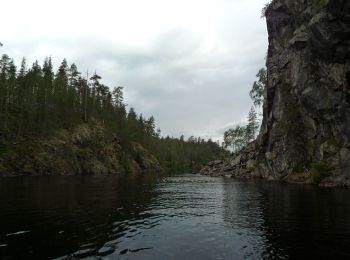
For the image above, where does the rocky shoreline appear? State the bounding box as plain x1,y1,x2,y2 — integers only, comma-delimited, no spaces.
0,120,162,177
200,158,350,187
200,143,259,179
200,141,350,187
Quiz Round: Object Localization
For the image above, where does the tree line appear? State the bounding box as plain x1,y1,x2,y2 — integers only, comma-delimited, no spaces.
223,68,266,152
0,53,224,173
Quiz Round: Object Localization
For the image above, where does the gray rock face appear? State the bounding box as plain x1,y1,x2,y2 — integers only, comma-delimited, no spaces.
200,142,258,179
201,0,350,186
257,0,350,183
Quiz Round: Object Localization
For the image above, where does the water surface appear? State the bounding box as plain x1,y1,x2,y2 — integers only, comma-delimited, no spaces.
1,174,350,259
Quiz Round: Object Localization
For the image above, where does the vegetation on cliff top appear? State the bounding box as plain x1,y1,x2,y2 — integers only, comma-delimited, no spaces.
261,0,329,17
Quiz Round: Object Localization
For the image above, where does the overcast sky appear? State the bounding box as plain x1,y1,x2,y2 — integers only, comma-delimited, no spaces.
1,0,268,142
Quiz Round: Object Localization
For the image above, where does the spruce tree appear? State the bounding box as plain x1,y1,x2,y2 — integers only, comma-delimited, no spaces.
246,106,259,142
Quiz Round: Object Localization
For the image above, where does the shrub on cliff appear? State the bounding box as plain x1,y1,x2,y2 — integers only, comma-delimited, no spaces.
310,160,332,183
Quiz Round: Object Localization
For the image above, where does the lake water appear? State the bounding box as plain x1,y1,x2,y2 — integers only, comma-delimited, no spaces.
1,174,350,259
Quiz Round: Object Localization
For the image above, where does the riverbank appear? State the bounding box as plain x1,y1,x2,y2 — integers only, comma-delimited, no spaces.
0,120,162,176
199,151,350,188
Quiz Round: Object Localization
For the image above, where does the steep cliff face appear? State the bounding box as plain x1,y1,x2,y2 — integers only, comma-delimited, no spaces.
257,0,350,184
201,0,350,186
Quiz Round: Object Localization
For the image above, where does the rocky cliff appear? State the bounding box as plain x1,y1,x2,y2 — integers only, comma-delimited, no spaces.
202,0,350,186
0,120,162,176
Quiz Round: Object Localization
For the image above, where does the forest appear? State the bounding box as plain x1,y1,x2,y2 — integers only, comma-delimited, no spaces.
0,53,225,174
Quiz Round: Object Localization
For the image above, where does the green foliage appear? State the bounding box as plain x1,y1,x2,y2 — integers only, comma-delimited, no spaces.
153,136,226,174
224,67,266,152
224,107,259,152
0,54,224,175
310,160,332,183
312,0,328,12
247,106,259,141
292,161,306,174
261,1,274,18
224,125,247,152
290,160,332,183
250,68,266,107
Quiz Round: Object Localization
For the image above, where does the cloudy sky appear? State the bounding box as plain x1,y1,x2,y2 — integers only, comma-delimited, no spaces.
1,0,268,141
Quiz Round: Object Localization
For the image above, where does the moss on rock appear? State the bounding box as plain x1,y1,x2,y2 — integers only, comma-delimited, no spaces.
310,160,332,183
312,0,328,13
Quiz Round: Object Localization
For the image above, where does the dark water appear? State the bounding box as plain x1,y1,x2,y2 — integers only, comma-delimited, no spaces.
1,175,350,259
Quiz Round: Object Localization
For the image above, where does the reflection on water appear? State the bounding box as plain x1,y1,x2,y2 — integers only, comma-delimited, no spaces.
222,181,270,259
258,183,350,259
222,181,350,259
1,175,350,259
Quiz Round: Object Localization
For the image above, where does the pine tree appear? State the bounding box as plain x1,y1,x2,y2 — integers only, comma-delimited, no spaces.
146,116,156,136
16,58,28,136
112,86,125,109
0,55,11,131
246,106,259,142
90,72,101,117
28,60,43,133
42,57,54,132
5,59,16,132
54,59,69,127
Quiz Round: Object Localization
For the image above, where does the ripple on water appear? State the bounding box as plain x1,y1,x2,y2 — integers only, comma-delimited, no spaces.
1,175,350,259
5,230,31,236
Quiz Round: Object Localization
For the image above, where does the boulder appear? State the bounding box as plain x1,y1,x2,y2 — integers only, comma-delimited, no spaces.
230,155,242,167
247,160,257,170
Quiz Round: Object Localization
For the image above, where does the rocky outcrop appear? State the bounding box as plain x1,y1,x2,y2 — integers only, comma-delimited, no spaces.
200,142,260,179
129,142,162,173
202,0,350,187
0,120,162,176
